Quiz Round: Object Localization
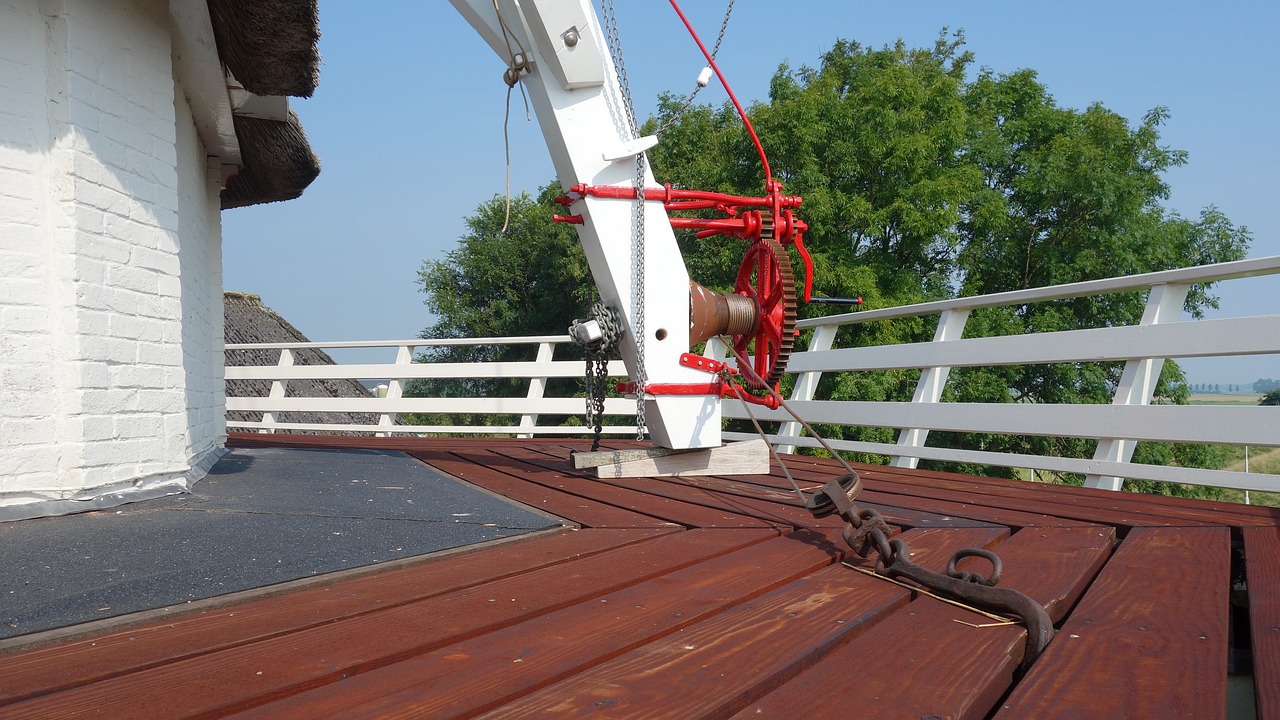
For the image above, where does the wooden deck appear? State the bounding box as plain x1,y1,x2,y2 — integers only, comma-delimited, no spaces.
3,434,1278,719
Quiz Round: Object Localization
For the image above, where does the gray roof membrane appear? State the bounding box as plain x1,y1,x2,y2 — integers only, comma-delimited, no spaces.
0,447,564,641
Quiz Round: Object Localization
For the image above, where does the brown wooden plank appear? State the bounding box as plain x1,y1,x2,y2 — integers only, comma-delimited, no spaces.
887,461,1280,525
717,458,1096,529
651,473,1002,529
0,528,776,719
859,468,1221,529
740,596,1027,720
455,447,777,529
0,528,673,705
475,526,1008,719
995,526,1231,719
412,449,679,528
1246,526,1280,720
232,435,1278,527
494,446,822,529
785,450,1280,527
1000,526,1116,622
729,525,1115,720
522,444,998,531
222,528,857,719
548,440,1083,530
810,462,1206,529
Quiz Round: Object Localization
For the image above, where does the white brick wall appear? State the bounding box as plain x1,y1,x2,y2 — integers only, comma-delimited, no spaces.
0,0,226,515
0,0,64,497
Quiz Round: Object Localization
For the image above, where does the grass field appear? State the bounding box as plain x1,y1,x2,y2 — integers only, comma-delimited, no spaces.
1187,393,1264,406
1015,393,1280,506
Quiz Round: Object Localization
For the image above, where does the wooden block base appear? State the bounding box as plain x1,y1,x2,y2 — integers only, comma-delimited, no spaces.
573,439,770,478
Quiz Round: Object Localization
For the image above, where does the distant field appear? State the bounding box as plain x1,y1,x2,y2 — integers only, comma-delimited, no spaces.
1187,393,1263,406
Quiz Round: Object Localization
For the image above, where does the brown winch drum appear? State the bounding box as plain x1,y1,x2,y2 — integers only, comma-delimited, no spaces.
688,280,758,346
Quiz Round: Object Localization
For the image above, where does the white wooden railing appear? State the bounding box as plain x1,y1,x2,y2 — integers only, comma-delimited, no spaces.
226,256,1280,493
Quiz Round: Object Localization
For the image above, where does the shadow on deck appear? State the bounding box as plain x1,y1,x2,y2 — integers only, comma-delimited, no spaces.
2,434,1278,719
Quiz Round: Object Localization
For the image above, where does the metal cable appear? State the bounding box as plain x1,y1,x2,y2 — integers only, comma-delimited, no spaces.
656,0,735,135
720,337,859,478
722,373,808,504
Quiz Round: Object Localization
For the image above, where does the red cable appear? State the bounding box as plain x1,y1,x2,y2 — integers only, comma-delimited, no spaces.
667,0,772,187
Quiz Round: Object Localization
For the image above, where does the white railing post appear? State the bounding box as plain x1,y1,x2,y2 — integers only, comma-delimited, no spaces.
777,324,837,454
517,341,556,438
703,336,730,361
260,348,294,434
1084,282,1190,490
219,256,1280,493
889,308,971,468
376,344,413,437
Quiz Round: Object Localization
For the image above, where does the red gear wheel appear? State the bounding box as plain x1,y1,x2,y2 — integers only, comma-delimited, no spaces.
732,233,797,389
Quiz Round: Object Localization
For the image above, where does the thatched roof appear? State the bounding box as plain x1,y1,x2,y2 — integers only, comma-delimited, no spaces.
224,292,391,434
207,0,322,209
220,110,321,209
207,0,320,98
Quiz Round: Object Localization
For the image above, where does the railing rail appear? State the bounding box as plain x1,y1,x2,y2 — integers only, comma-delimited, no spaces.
226,255,1280,493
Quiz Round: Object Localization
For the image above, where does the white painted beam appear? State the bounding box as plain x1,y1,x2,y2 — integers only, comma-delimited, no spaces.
168,0,240,164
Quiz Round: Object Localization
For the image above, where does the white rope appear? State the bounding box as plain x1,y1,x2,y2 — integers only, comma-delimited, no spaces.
493,0,532,233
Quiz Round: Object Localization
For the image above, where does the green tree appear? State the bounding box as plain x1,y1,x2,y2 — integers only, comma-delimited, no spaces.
1262,389,1280,406
419,184,592,347
645,31,1249,480
412,185,593,425
419,32,1252,490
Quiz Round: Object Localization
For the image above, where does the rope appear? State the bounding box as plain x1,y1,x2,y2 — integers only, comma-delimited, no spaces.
493,0,532,233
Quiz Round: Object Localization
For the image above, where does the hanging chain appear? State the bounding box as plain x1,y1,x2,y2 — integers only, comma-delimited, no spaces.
656,0,735,135
600,0,647,440
717,340,1054,668
569,303,622,451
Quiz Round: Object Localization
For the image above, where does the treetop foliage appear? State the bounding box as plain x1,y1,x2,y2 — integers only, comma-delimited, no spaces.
417,30,1252,490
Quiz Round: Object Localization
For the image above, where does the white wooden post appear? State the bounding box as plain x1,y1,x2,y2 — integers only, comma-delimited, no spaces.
517,341,556,438
1084,283,1190,490
260,348,293,434
889,308,971,468
376,344,413,437
777,324,837,454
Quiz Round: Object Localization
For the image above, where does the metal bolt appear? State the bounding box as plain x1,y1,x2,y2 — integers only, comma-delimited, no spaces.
563,28,580,47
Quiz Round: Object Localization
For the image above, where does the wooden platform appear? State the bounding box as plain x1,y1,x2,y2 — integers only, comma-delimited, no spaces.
3,434,1278,719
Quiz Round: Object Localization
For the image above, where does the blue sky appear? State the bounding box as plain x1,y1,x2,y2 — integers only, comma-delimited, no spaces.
222,1,1279,384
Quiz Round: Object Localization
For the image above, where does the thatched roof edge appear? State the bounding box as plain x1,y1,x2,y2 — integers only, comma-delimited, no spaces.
206,0,320,98
224,292,394,434
220,109,321,210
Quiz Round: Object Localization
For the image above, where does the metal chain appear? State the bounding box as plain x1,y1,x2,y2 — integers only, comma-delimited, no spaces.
569,302,622,451
656,0,735,135
717,342,1054,668
600,0,647,440
631,154,647,439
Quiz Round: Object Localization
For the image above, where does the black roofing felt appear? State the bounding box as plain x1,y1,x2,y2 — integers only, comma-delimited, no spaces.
0,447,562,641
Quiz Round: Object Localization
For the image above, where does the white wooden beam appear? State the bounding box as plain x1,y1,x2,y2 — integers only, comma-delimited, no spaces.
168,0,240,164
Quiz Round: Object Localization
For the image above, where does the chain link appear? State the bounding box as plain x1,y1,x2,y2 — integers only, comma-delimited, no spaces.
600,0,647,440
569,302,622,451
716,344,1054,667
